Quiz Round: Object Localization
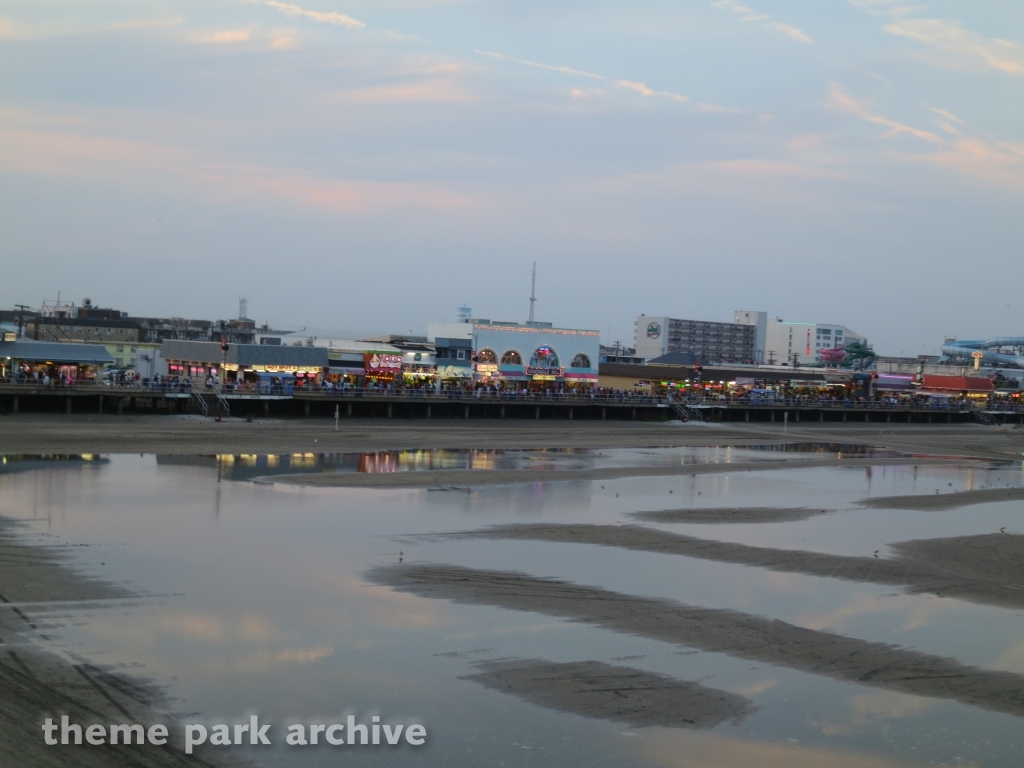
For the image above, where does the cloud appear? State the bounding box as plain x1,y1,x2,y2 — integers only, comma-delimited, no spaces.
0,108,480,214
712,0,812,43
853,2,1024,76
826,83,942,142
191,29,251,44
264,0,365,29
325,78,475,104
269,34,301,50
884,18,1024,76
824,84,1024,190
475,50,696,106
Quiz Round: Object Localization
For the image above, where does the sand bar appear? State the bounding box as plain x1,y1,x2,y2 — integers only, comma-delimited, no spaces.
447,524,1024,610
368,563,1024,718
3,415,1024,460
630,507,832,524
463,659,755,728
859,486,1024,510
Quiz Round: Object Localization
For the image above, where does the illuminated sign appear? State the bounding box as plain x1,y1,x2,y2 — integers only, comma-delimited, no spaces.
365,353,403,371
526,366,563,376
532,374,557,381
476,364,499,373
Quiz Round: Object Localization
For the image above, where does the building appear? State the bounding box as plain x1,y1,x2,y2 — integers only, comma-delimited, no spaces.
733,310,768,363
428,315,600,389
634,315,756,364
763,318,865,367
159,340,327,386
599,344,645,365
0,340,114,381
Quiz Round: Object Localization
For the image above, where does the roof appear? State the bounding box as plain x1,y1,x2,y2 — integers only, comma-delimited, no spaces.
0,340,115,364
160,340,328,367
599,362,854,383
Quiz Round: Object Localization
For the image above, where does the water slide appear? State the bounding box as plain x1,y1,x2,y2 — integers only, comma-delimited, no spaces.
940,337,1024,368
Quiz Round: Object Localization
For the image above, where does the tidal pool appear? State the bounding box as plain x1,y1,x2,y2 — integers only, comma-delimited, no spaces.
1,447,1023,767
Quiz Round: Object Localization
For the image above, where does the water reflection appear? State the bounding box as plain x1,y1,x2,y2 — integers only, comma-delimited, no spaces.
1,450,1023,767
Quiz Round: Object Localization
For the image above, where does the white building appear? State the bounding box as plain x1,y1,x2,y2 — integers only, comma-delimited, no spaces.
763,318,865,366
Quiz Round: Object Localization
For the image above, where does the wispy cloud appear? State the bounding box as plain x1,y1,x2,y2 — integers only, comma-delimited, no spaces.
826,83,1024,190
269,34,301,50
826,83,941,142
712,0,812,44
883,18,1024,76
475,50,692,105
264,0,365,29
853,2,1024,76
191,29,251,44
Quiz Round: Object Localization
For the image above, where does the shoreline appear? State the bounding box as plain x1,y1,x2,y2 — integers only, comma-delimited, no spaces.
2,414,1024,460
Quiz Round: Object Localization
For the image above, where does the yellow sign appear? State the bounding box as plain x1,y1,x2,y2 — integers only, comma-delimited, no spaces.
532,374,557,381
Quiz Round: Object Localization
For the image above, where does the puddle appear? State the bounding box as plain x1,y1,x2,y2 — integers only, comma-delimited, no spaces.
1,449,1023,767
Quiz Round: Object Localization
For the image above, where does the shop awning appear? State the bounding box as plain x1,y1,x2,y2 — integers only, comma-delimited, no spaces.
0,340,114,365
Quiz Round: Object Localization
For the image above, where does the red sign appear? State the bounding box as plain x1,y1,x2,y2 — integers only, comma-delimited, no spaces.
526,366,562,376
364,352,403,372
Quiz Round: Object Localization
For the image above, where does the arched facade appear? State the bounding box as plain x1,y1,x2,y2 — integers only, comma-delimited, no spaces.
478,348,497,364
529,346,560,369
500,349,523,366
570,353,591,369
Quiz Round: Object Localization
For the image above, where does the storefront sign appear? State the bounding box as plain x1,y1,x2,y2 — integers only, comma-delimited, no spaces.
476,363,499,373
532,374,558,381
526,366,562,376
365,353,403,372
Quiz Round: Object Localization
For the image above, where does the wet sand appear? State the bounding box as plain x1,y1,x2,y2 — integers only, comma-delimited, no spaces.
3,414,1024,460
445,524,1024,610
463,659,755,728
630,507,833,524
368,564,1024,718
0,519,238,768
860,486,1024,511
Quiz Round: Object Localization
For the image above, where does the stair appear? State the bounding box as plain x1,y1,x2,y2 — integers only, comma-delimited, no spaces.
191,387,230,418
668,398,704,422
971,408,996,426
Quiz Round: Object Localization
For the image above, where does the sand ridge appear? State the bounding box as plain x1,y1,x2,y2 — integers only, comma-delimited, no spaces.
368,563,1024,718
629,507,833,524
462,659,755,728
444,524,1024,610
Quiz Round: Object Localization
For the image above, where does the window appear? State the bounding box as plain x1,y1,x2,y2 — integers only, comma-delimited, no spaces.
570,353,591,368
478,348,497,364
108,328,114,335
500,349,523,366
529,346,560,368
117,346,124,352
456,349,465,360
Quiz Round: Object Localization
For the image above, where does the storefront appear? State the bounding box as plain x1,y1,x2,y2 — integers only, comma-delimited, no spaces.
160,340,327,389
469,321,601,391
0,340,114,383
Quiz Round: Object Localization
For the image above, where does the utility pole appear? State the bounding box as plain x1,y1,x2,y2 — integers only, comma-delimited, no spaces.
528,262,536,323
14,305,31,338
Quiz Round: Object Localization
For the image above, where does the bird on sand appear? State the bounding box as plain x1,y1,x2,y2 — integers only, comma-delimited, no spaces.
1001,527,1007,534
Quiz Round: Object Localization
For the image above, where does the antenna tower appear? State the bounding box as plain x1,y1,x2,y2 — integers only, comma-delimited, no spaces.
239,296,248,320
528,262,536,323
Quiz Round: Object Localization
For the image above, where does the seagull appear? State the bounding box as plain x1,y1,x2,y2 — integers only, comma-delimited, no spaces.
1000,527,1006,534
873,550,879,554
615,493,619,497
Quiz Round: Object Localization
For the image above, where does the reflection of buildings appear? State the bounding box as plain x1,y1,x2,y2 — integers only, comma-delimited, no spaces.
428,313,600,388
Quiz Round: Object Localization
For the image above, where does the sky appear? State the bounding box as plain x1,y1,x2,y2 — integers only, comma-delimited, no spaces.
1,1,1022,355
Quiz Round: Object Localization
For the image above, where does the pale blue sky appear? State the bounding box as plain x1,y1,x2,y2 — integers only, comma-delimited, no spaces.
2,1,1022,353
